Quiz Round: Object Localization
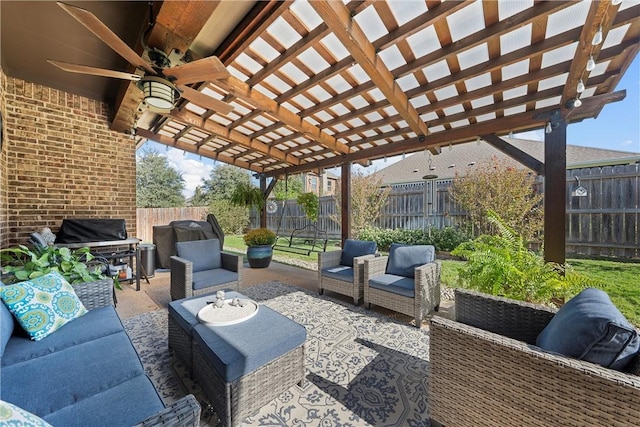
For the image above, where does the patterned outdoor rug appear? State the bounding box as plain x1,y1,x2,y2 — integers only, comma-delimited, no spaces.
123,281,432,426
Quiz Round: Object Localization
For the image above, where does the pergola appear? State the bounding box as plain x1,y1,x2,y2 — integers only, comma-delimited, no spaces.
6,0,639,263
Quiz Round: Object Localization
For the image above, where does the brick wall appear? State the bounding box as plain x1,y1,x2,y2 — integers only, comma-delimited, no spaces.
1,70,137,247
0,68,8,247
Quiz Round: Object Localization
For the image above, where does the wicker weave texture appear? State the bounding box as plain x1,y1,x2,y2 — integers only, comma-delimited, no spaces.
429,291,640,427
168,314,194,374
363,257,441,328
192,342,305,427
170,252,241,301
318,250,374,304
74,279,114,309
134,394,201,427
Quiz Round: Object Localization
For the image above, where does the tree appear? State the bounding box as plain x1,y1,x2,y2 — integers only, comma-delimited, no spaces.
189,185,208,206
273,175,304,201
202,164,251,201
449,156,543,242
136,150,185,207
332,170,390,237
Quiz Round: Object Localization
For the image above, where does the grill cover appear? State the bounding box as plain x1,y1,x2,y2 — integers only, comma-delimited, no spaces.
55,219,127,244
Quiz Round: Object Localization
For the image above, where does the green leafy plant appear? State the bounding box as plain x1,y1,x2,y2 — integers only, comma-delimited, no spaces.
243,228,277,246
357,226,470,252
230,182,265,210
297,192,319,222
1,245,109,285
451,210,600,306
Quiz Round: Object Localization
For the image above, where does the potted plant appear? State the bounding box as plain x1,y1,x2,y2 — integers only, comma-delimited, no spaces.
243,228,276,268
0,245,116,288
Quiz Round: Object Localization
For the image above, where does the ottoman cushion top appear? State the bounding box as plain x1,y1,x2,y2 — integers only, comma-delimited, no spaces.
193,306,306,383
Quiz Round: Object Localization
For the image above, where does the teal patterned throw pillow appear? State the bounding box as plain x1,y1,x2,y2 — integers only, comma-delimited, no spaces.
0,271,87,341
0,400,53,427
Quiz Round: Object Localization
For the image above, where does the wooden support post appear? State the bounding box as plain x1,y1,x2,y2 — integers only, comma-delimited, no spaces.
543,110,566,265
341,163,351,244
259,175,267,229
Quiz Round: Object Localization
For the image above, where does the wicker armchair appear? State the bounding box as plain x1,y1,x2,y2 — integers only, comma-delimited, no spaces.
429,289,640,427
318,239,377,304
170,239,242,300
75,279,202,427
363,244,441,328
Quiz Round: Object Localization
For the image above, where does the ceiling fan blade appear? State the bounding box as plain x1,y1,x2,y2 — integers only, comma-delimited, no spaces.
178,86,234,115
57,2,156,75
165,57,230,85
48,60,141,81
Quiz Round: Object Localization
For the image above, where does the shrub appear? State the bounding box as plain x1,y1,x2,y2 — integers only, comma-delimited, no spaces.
208,200,249,234
357,226,470,252
243,228,277,246
451,211,600,306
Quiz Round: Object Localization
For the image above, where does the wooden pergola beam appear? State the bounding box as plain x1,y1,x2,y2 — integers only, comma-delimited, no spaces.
481,134,545,176
311,0,429,144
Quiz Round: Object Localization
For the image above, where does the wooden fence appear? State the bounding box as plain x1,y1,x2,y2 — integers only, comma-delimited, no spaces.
138,163,639,258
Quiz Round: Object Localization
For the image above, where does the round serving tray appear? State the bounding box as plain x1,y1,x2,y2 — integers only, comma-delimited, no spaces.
197,299,259,326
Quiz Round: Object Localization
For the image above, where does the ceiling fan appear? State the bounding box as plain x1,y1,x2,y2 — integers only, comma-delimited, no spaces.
47,2,233,115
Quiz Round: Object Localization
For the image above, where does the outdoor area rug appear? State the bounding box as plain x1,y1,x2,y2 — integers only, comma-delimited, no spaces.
123,280,432,426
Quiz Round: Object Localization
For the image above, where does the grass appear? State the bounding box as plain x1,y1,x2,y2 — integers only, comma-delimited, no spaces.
225,235,640,326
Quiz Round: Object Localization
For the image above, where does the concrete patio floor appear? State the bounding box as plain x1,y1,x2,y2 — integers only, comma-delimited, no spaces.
114,260,454,326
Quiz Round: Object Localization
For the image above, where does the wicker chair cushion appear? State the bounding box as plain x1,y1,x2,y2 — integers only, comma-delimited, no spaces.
340,239,377,267
192,269,238,290
0,272,87,341
1,306,123,366
368,274,415,298
193,305,307,382
0,293,14,357
176,239,221,272
385,244,435,278
536,288,640,371
321,265,354,282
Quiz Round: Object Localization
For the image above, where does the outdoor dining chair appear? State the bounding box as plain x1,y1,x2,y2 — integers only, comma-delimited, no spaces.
318,239,377,304
170,238,242,300
363,243,441,328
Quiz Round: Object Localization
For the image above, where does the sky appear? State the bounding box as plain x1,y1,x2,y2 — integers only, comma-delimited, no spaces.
138,56,640,198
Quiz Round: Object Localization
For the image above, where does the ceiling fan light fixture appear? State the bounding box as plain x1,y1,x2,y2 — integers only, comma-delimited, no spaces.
137,76,179,112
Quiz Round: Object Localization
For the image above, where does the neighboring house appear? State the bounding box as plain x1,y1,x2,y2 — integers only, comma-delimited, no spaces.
374,138,640,185
302,171,339,196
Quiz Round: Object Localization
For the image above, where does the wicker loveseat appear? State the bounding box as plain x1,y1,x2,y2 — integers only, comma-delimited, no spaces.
429,289,640,427
1,277,200,426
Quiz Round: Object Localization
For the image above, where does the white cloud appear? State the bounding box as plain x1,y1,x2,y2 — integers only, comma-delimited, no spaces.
513,129,544,141
164,148,213,198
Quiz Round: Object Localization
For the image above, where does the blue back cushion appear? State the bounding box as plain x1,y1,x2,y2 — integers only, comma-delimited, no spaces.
536,288,640,371
176,239,221,272
1,295,15,357
385,244,435,278
340,239,377,267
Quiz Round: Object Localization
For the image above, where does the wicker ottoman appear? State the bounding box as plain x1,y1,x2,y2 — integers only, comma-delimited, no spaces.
168,291,306,427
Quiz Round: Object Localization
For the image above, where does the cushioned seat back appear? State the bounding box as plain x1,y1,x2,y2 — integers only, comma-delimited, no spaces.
340,239,377,267
386,244,435,278
176,239,221,273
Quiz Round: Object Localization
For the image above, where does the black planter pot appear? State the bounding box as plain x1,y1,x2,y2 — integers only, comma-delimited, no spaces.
246,244,273,268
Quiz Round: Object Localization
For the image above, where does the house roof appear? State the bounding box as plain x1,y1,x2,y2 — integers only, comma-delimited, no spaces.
373,138,640,184
2,1,639,177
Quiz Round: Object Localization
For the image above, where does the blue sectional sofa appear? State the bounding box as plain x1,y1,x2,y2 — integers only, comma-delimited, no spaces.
0,277,200,426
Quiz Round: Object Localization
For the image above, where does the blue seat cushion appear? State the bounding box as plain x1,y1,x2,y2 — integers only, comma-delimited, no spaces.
369,274,415,298
176,239,221,272
321,265,354,282
193,305,306,382
537,288,640,371
42,375,164,427
1,331,145,416
169,290,245,334
192,269,238,290
340,239,377,267
0,298,14,358
2,306,124,367
385,244,435,278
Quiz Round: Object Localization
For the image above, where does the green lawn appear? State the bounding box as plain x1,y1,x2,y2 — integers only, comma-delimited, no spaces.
225,235,640,326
